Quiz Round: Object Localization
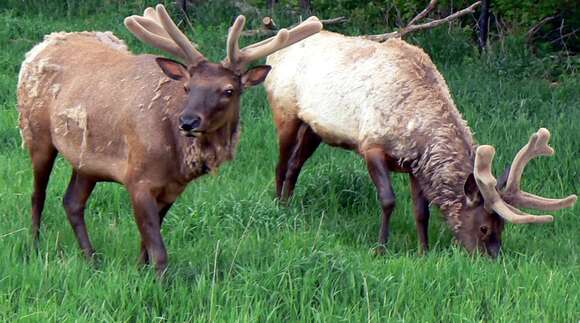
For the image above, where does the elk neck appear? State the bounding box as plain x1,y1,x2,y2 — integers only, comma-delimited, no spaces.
407,108,476,232
173,109,241,182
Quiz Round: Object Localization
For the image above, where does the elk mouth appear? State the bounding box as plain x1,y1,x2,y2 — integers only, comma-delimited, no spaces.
180,129,205,138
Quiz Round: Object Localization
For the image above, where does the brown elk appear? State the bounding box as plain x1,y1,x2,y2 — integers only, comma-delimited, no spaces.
263,24,576,256
17,4,322,275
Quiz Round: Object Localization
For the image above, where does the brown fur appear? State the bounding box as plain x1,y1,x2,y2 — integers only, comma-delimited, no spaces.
17,32,263,275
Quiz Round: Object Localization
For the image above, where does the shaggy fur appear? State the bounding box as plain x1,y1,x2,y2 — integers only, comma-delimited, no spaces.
265,31,477,231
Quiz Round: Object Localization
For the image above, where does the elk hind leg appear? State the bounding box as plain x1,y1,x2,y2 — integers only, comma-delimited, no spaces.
63,171,97,260
29,142,58,245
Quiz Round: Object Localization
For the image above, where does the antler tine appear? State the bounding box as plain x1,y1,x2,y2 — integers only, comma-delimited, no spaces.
132,15,170,38
225,16,322,70
503,128,577,211
505,128,554,192
515,191,577,211
282,17,323,46
243,17,323,50
240,19,322,60
474,146,500,211
155,4,205,65
225,15,290,69
124,16,188,61
225,15,246,68
144,7,157,21
237,29,290,64
125,5,205,65
474,145,554,224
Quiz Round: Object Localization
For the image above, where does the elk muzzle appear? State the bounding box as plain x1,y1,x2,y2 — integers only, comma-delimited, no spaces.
484,239,501,259
179,114,202,136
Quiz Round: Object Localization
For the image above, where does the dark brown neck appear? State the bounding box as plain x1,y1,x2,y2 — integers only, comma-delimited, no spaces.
176,116,241,182
411,128,475,230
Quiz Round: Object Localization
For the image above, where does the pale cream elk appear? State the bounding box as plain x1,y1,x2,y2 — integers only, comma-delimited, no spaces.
264,31,576,256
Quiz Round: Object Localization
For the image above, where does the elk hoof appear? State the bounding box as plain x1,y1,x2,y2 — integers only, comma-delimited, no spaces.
371,245,387,257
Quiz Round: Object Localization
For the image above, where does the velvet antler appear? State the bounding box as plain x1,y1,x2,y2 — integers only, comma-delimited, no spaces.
124,4,205,65
502,128,577,210
125,5,322,71
474,129,576,224
223,16,322,71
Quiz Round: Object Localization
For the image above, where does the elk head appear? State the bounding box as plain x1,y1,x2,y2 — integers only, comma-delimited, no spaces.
124,5,322,137
457,128,576,257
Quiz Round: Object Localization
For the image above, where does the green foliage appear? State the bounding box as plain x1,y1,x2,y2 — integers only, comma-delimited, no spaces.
493,0,579,27
0,1,578,322
250,0,579,54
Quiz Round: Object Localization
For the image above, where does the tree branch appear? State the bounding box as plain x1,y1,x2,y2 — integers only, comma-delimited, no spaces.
242,16,348,37
407,0,437,27
363,1,481,42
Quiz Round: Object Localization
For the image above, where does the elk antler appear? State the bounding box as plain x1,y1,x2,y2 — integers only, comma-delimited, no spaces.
241,16,347,37
223,15,322,71
502,128,577,210
363,0,481,42
124,4,205,65
474,129,577,224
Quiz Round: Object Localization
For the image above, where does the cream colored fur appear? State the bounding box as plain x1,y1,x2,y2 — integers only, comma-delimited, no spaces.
265,31,477,229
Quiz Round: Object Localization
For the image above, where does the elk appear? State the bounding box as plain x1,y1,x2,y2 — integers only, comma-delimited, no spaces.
264,9,576,256
17,4,322,275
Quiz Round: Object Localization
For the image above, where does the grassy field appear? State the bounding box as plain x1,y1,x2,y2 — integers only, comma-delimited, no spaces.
0,1,578,322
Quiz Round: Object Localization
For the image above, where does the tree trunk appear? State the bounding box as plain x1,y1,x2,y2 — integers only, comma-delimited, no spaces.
267,0,277,10
478,0,490,50
300,0,311,16
176,0,187,12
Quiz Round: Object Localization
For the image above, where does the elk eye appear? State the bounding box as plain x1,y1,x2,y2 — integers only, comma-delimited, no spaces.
480,225,489,236
223,89,234,97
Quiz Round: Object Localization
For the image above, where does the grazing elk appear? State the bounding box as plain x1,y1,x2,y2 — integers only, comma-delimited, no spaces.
264,29,576,256
17,4,322,275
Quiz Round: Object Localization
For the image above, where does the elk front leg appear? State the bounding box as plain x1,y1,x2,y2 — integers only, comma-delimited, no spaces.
130,187,167,276
139,202,173,266
63,171,97,260
281,124,321,200
410,174,430,253
364,148,396,255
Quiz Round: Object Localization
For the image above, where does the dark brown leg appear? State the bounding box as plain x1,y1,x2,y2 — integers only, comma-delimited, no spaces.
274,117,302,199
30,145,58,244
130,187,167,276
281,124,321,200
139,202,173,265
410,174,430,253
63,171,97,260
364,148,396,255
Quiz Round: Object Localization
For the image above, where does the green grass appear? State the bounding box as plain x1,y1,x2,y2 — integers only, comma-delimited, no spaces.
1,2,579,322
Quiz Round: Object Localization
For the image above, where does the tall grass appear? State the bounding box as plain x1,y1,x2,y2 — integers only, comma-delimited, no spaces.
0,1,578,321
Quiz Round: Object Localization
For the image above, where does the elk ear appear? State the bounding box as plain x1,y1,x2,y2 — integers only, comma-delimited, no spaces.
241,65,272,89
156,57,189,81
464,173,482,207
496,164,511,190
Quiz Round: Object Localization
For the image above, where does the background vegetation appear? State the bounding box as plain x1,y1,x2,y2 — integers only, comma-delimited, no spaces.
0,0,578,321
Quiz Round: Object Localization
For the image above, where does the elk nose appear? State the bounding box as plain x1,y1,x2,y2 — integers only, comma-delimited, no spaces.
179,115,201,131
486,241,501,259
